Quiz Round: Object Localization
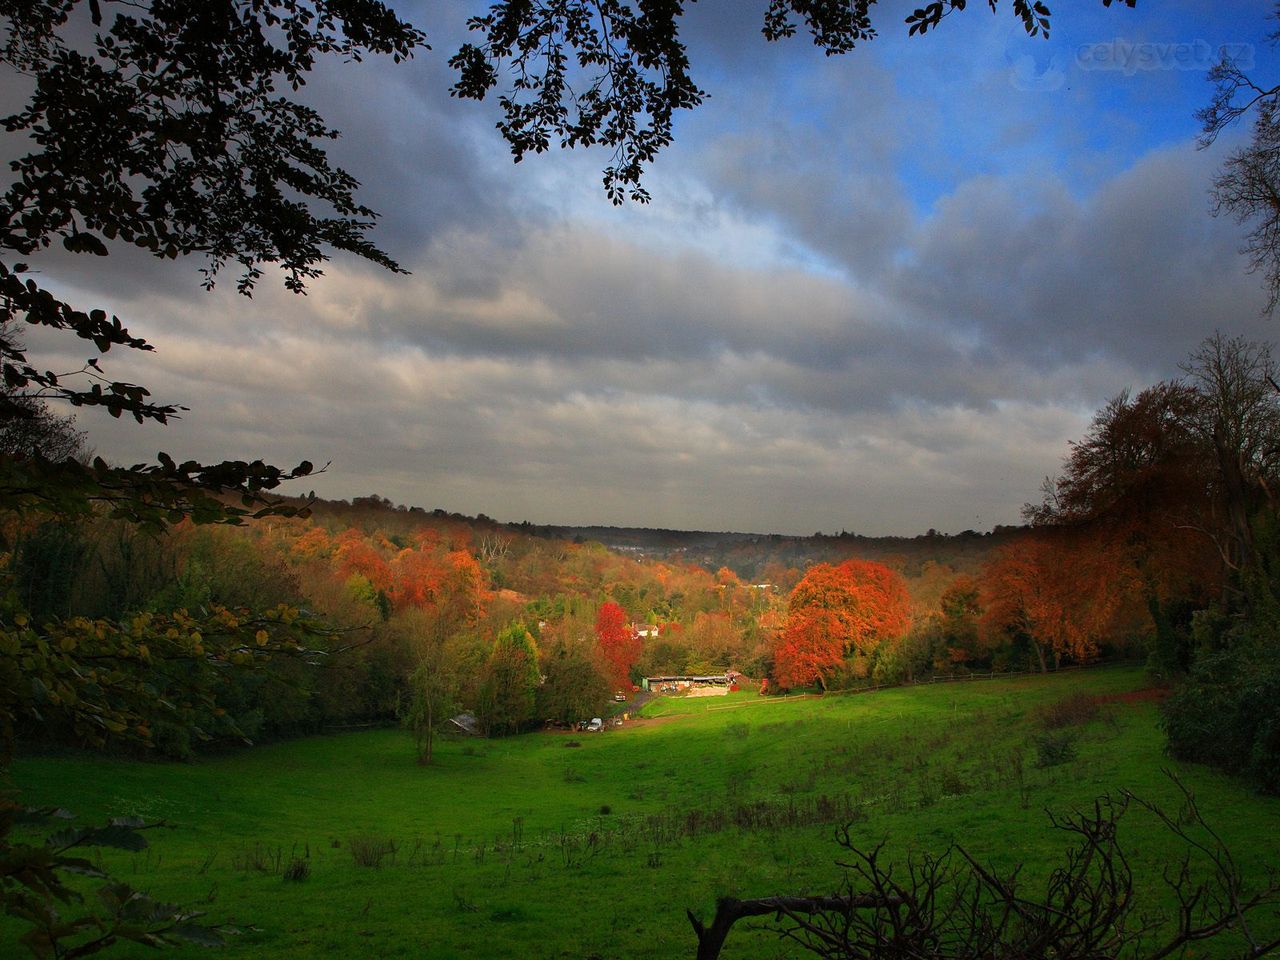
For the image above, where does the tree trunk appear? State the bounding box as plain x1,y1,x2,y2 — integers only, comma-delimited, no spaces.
687,895,895,960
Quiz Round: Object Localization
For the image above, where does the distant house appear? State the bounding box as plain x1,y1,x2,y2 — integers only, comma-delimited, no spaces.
633,623,660,639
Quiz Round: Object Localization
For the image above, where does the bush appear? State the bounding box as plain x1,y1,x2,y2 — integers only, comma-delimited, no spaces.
1033,732,1078,768
1162,651,1280,795
282,857,310,882
349,835,397,868
1038,693,1099,730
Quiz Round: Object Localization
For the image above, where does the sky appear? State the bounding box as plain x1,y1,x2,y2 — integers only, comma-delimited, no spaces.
20,0,1280,536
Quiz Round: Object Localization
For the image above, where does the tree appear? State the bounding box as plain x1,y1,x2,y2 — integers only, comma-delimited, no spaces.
0,320,86,462
686,778,1280,960
1,0,424,524
1177,334,1280,582
773,558,910,689
536,641,611,725
1031,335,1280,612
451,0,1133,203
403,637,458,765
937,574,984,666
475,622,540,736
1199,5,1280,312
979,529,1148,671
595,600,639,689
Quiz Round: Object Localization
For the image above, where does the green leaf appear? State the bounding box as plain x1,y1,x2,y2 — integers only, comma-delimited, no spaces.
169,923,226,947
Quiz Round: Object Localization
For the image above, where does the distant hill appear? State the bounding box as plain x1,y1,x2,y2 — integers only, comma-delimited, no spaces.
504,521,1026,581
291,493,1026,583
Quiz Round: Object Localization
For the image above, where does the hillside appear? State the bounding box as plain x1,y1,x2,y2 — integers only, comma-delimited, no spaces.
11,667,1279,959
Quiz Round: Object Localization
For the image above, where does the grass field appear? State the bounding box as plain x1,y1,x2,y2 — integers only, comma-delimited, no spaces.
8,666,1280,959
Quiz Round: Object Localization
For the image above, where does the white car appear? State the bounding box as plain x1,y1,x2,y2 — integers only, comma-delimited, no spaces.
586,717,604,732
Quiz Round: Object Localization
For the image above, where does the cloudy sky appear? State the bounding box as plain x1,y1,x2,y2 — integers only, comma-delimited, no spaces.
23,1,1280,536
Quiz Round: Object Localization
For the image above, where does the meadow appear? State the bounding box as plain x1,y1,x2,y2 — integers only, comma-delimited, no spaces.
10,666,1280,959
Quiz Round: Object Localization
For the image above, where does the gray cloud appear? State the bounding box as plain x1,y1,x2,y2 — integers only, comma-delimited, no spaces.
15,2,1274,536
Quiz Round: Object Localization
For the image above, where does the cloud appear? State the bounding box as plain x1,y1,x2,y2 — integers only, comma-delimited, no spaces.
15,2,1274,536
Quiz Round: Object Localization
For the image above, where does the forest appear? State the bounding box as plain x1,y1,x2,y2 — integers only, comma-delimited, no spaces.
6,329,1277,788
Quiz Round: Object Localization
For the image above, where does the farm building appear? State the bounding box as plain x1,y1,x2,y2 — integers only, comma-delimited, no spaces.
642,674,732,693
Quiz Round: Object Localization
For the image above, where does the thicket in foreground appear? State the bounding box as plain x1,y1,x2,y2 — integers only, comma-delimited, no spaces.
688,777,1279,960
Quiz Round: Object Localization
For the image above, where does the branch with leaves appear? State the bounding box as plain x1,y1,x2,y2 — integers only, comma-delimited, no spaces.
3,804,226,960
451,0,1134,204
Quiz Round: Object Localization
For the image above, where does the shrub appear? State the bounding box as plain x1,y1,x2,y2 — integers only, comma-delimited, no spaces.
1039,693,1099,730
282,857,310,882
349,835,397,868
1163,650,1280,795
1034,732,1078,768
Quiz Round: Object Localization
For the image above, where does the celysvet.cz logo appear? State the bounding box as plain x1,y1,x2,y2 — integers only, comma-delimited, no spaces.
1076,39,1254,75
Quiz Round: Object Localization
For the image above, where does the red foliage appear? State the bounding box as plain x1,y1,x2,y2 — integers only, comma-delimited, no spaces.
333,530,391,591
388,547,444,610
595,601,640,688
774,608,847,689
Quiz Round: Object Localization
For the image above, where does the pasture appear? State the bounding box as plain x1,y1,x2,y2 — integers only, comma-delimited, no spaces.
10,666,1280,959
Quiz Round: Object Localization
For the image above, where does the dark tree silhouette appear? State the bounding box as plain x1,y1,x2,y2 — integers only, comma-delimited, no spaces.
688,777,1279,960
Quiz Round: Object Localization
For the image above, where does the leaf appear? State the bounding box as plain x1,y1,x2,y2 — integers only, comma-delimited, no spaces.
169,923,226,947
61,232,109,256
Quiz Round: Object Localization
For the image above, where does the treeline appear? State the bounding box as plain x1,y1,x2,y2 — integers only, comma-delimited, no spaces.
737,334,1280,805
5,335,1278,794
1007,334,1280,793
2,502,790,756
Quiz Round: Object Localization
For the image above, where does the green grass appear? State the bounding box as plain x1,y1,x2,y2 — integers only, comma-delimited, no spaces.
8,666,1280,959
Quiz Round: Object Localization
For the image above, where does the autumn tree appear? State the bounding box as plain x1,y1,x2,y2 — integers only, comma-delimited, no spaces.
402,618,459,765
476,622,540,736
773,559,910,690
1029,337,1280,641
937,574,984,666
536,641,611,725
685,611,743,672
595,600,639,689
979,530,1147,672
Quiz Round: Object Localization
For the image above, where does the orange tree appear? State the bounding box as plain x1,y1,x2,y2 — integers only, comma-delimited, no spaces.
773,559,909,690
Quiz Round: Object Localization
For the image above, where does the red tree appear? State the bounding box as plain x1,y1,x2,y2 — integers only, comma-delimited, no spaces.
596,601,640,688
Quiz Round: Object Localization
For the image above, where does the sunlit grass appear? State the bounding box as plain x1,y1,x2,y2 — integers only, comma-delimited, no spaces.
8,666,1279,959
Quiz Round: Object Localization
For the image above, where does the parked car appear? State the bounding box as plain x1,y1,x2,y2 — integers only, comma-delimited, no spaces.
613,692,627,702
586,717,604,732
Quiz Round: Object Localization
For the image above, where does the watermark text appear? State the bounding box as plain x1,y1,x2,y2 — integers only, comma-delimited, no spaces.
1076,39,1253,75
